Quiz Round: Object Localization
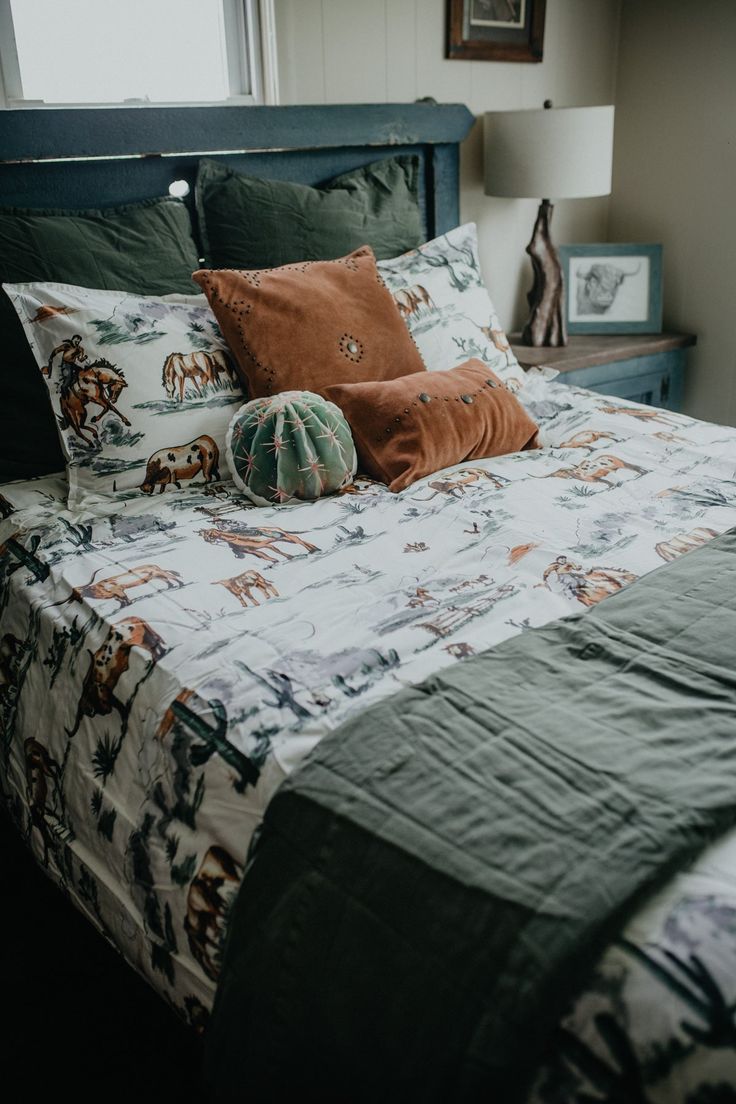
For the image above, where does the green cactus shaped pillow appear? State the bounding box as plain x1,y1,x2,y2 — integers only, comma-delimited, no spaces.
226,390,357,505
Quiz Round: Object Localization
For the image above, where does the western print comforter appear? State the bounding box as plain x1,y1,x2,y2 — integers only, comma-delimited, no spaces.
2,373,736,1099
205,527,736,1104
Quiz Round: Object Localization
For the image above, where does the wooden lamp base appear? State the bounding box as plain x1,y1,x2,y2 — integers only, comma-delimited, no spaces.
520,198,567,347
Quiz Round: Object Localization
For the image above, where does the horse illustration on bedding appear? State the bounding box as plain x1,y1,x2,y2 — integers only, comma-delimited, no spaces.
58,358,130,444
162,350,235,402
214,571,280,608
199,525,319,562
392,284,435,319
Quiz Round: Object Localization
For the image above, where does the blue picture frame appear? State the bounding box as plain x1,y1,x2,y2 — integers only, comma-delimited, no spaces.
559,243,663,335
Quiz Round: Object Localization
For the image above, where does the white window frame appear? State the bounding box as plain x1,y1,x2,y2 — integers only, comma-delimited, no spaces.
0,0,279,109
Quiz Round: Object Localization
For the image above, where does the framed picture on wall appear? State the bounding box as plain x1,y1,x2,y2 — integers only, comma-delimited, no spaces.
559,243,663,335
446,0,546,62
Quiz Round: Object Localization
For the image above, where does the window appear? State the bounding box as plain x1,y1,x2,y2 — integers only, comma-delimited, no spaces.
0,0,278,107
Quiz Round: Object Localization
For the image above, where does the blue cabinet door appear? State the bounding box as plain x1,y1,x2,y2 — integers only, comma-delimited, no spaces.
554,350,685,411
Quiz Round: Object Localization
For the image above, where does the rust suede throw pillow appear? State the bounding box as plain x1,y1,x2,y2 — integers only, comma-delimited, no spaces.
324,358,540,492
192,247,425,398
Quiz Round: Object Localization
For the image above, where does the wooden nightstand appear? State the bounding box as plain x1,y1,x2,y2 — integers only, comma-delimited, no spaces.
509,333,696,411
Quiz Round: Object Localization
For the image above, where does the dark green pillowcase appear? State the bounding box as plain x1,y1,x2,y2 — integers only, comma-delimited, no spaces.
0,196,201,482
196,155,424,270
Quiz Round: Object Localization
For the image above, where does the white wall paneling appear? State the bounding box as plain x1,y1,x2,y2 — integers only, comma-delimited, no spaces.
275,0,621,339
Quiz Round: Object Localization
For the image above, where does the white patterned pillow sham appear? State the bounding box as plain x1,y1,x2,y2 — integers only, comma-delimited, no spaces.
377,222,527,390
5,281,243,509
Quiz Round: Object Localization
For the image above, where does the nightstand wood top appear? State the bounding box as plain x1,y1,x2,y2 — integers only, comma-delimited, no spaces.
509,332,696,373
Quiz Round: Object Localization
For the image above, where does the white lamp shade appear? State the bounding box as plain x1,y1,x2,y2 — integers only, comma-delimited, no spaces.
484,105,614,200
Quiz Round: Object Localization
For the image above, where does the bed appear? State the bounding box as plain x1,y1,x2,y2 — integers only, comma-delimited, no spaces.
2,102,736,1103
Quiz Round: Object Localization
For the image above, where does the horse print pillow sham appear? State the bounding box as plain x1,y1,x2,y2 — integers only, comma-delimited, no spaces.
5,281,243,510
377,223,527,391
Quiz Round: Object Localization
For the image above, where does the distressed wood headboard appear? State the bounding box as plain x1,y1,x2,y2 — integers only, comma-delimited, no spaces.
0,102,475,247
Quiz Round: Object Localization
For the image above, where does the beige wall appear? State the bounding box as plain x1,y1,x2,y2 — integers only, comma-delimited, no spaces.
609,0,736,425
275,0,621,333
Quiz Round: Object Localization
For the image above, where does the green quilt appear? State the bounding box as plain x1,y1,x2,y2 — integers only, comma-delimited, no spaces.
205,529,736,1103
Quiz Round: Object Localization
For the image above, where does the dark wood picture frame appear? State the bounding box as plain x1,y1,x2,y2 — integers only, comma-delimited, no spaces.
446,0,546,62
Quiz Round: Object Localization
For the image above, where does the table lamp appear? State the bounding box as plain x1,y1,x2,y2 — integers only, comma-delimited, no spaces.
483,103,614,347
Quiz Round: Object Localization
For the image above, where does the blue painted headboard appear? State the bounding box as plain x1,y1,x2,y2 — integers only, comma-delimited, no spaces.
0,102,474,247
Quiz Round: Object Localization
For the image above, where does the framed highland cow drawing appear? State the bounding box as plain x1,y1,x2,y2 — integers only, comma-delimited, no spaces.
446,0,546,62
559,243,663,335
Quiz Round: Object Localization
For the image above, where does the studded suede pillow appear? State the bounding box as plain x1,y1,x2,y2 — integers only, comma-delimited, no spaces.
192,246,425,399
323,358,540,493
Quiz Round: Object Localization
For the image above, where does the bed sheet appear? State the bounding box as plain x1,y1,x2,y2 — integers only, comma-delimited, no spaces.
2,374,736,1092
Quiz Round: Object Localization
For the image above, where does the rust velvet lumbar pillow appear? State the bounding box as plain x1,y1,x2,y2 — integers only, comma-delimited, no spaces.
323,358,540,492
192,247,426,398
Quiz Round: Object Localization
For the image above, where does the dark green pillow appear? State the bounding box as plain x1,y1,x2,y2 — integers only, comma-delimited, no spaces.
0,196,201,482
196,155,423,270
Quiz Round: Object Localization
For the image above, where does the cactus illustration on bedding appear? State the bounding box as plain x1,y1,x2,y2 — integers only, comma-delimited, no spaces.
226,391,357,506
